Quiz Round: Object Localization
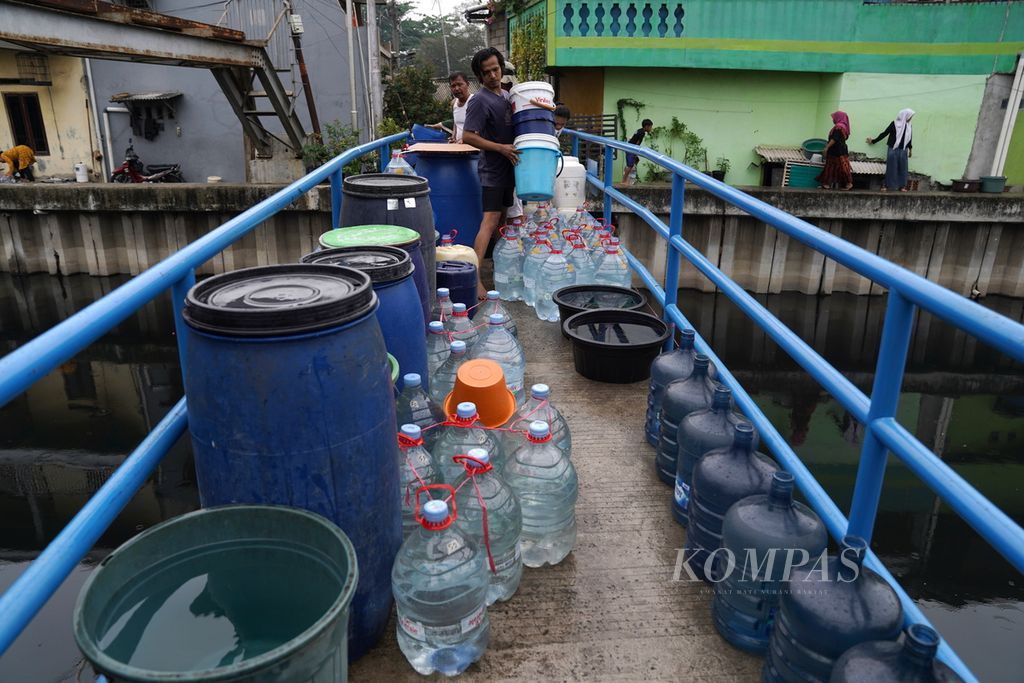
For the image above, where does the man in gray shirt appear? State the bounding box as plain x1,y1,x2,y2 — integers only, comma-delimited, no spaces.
463,47,519,298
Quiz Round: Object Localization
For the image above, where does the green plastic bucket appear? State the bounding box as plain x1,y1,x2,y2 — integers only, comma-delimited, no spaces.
980,175,1007,193
73,506,358,683
387,352,399,385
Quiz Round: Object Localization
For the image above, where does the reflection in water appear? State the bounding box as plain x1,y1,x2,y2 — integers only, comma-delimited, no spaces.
1,277,1023,681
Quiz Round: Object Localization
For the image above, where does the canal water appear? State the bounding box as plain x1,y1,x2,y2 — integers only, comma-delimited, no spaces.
1,273,1022,682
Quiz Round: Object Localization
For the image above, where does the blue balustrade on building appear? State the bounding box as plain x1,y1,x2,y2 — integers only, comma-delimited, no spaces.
0,123,1022,683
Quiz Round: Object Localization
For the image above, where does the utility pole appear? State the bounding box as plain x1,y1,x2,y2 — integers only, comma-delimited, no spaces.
286,1,321,138
346,0,358,131
436,0,450,75
365,0,383,131
388,0,400,71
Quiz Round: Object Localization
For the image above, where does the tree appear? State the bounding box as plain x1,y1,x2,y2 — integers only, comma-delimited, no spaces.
383,63,449,128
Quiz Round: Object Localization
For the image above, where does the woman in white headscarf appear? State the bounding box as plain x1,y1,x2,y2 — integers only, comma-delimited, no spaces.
867,108,914,191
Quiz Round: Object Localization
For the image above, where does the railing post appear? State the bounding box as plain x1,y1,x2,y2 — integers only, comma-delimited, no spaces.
603,144,614,227
171,268,196,381
663,172,684,350
571,133,579,159
330,168,343,229
378,141,390,172
847,290,916,541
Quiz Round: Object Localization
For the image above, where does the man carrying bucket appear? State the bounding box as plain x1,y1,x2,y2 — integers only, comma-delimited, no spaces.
463,47,519,299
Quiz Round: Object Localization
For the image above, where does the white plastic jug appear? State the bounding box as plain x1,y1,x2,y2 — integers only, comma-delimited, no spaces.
435,231,479,268
553,156,587,210
74,163,89,183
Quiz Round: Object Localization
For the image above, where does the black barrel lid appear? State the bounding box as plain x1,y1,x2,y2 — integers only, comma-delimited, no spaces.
301,245,413,285
342,173,429,198
183,264,376,337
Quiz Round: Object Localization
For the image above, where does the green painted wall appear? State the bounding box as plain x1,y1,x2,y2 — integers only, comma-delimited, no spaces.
1005,110,1024,185
550,0,1024,74
602,68,987,186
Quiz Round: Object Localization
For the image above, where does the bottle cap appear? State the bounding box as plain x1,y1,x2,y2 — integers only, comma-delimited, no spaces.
429,321,445,333
487,290,500,300
400,424,422,440
734,421,754,443
528,420,550,438
422,499,448,523
531,383,550,399
466,447,490,467
453,303,467,313
489,313,505,325
404,373,421,387
437,287,450,297
450,340,467,354
456,402,477,419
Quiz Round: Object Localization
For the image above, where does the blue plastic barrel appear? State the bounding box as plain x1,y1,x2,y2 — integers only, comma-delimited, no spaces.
302,246,428,392
338,174,437,299
413,148,483,248
320,225,431,328
181,264,401,661
412,123,448,141
436,260,478,316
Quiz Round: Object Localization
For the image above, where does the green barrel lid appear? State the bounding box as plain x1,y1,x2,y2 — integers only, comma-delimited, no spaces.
387,353,399,384
320,224,420,249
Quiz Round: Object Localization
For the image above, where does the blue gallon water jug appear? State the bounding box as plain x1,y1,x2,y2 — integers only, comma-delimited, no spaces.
765,536,903,683
656,354,715,486
303,246,427,392
182,264,401,660
646,329,698,446
712,471,828,654
674,385,757,526
684,422,778,582
830,624,964,683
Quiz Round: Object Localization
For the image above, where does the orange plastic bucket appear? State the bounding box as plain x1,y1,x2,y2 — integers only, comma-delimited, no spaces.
444,359,517,428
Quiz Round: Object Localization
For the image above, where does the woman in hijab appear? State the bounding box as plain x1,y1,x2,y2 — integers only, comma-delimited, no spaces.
818,111,853,190
867,108,914,191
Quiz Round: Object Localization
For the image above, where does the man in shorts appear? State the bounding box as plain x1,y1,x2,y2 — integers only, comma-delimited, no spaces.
622,118,653,185
463,47,519,298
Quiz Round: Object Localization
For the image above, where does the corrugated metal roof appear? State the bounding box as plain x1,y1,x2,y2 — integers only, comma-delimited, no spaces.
755,145,886,175
110,92,182,102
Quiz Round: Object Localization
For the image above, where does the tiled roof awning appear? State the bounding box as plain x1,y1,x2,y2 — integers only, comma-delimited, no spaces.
755,145,886,176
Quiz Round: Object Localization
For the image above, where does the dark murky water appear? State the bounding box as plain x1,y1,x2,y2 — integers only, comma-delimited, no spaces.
0,274,1022,682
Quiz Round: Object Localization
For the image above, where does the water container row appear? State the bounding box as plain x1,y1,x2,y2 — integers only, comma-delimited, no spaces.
643,334,964,683
392,389,578,675
494,203,632,323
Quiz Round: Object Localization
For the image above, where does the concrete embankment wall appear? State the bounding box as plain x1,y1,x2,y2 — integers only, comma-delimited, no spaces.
1,184,1021,297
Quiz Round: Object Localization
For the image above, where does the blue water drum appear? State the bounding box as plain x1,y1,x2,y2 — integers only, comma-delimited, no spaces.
684,422,778,582
320,225,431,328
512,109,556,137
413,146,482,248
436,260,479,316
337,174,437,298
713,472,828,654
831,624,964,683
656,354,716,486
302,246,428,393
181,264,401,661
765,536,903,683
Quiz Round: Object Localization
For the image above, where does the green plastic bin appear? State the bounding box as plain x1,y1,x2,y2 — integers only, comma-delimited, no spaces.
980,175,1007,193
74,505,358,683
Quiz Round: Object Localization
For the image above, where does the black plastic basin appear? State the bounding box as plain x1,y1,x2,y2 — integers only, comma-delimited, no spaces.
563,309,670,383
553,285,647,338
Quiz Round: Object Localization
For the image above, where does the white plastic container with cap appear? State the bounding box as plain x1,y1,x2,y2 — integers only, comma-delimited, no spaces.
553,156,587,210
74,163,89,183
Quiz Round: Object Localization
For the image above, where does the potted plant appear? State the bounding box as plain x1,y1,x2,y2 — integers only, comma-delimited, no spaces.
711,157,730,181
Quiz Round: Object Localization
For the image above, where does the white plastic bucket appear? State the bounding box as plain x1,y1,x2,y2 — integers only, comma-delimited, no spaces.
74,163,89,183
509,81,555,113
553,156,587,210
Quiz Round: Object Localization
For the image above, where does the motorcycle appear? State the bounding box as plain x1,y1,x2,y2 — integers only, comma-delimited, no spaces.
109,141,184,183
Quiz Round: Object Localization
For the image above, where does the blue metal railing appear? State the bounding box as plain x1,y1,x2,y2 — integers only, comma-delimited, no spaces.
0,127,1021,681
0,132,407,656
568,129,1024,682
